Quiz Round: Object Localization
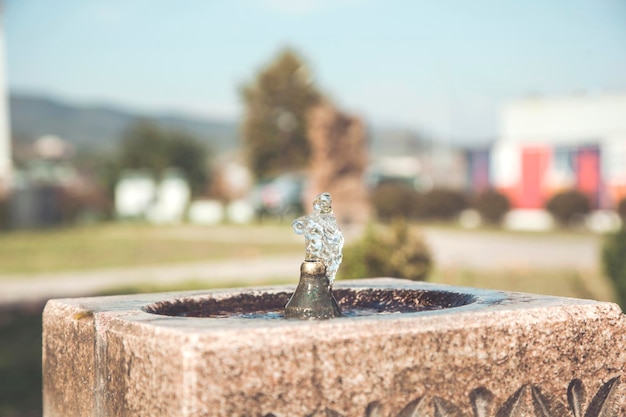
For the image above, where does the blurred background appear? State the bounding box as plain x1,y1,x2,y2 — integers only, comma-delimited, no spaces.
0,1,625,416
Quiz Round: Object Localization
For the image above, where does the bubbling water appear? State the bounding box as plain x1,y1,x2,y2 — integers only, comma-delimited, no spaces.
143,288,478,319
175,305,444,319
292,192,344,285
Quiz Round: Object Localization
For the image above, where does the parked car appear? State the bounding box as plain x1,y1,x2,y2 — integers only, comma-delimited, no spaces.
249,173,306,219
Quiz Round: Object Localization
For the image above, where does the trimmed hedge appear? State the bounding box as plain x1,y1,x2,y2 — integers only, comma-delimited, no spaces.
371,183,468,223
617,197,626,221
371,182,419,222
545,189,590,226
416,188,468,221
473,189,510,224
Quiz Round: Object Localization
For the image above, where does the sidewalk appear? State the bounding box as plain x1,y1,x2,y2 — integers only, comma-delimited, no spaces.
0,254,302,305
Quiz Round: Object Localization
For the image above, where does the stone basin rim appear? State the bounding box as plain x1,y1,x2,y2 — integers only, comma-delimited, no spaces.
142,285,484,319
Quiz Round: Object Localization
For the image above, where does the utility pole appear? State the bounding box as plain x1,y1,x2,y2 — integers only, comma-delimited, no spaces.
0,1,11,196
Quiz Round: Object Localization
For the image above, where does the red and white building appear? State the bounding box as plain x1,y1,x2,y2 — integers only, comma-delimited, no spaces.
491,94,626,209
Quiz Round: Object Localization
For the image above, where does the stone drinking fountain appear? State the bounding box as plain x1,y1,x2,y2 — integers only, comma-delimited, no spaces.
43,193,626,417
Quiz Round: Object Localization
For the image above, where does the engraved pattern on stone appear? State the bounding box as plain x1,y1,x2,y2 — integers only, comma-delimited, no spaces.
322,378,622,417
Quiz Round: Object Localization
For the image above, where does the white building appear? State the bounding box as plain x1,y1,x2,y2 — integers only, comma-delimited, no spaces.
114,170,157,219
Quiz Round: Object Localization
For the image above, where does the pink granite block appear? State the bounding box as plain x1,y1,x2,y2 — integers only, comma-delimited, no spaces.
42,280,626,417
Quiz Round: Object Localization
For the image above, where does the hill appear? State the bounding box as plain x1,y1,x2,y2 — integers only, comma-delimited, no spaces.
9,92,240,154
8,92,446,159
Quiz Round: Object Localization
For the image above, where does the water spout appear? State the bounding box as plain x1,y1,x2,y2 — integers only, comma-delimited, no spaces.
287,192,344,319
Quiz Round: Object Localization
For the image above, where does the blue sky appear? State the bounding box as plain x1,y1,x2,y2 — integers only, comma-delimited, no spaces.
4,0,626,143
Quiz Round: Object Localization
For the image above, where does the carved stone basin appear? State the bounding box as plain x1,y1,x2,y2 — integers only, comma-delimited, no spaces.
42,279,626,417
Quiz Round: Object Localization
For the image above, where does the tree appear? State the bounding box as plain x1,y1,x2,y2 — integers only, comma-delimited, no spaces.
240,48,322,179
118,120,210,195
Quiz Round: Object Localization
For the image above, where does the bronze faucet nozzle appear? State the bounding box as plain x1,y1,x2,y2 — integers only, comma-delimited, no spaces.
284,260,342,320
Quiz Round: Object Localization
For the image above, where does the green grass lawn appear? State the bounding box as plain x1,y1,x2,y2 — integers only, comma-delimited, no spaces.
0,223,301,275
429,267,615,303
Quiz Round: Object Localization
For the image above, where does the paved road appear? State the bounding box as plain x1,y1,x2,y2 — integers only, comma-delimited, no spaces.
0,254,302,305
420,228,600,271
0,227,601,305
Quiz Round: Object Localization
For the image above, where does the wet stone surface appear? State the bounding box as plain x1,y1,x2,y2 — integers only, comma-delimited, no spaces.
143,288,477,319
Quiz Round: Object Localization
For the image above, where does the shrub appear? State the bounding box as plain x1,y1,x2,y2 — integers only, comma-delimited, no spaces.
601,227,626,310
473,189,510,224
371,182,419,222
617,197,626,221
339,220,432,281
545,189,591,226
415,188,468,221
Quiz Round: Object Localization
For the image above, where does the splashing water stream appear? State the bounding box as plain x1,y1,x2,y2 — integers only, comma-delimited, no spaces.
292,192,344,286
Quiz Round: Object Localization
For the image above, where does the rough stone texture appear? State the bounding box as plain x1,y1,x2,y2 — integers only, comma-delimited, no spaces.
305,102,371,225
42,302,96,417
43,280,626,417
